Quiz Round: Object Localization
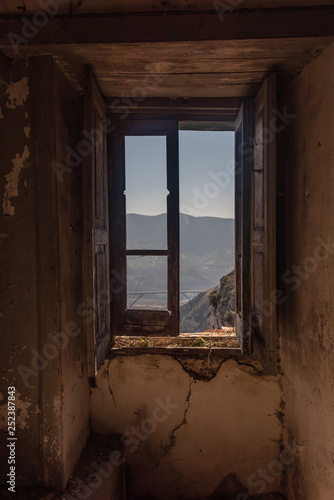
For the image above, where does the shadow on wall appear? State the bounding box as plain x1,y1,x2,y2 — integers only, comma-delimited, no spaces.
89,353,286,500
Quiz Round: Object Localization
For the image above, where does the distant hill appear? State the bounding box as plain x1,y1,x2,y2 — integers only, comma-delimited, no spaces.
180,269,235,333
206,269,235,330
179,288,213,333
126,214,235,302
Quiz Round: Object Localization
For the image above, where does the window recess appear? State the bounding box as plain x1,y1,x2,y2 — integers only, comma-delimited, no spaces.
98,87,278,375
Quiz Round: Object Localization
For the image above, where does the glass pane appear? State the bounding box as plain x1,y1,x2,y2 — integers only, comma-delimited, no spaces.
127,256,168,310
179,130,235,333
125,136,168,250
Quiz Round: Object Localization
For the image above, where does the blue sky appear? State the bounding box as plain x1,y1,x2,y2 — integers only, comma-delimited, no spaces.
125,130,235,219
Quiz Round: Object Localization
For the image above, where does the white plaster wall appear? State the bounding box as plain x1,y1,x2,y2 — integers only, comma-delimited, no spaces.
90,354,282,499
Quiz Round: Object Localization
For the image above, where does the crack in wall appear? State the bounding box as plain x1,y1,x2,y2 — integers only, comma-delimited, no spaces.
173,356,222,381
233,358,265,376
174,355,265,381
165,378,193,455
147,377,195,481
107,359,117,407
109,351,268,381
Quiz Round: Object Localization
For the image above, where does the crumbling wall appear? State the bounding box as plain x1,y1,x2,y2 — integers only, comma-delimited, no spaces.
0,55,89,488
278,41,334,500
0,58,41,484
91,353,282,500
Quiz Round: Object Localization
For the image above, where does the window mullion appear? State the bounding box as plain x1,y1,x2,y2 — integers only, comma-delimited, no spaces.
167,121,180,336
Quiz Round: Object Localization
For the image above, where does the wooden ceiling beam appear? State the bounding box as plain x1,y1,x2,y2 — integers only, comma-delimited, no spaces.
0,8,334,49
105,96,242,112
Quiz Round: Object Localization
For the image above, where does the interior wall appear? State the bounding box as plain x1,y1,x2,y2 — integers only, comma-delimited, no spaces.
90,354,282,500
278,41,334,500
0,59,41,484
53,60,90,486
0,56,89,488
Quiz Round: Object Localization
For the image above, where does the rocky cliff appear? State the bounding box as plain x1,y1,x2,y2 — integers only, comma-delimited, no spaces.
180,269,235,333
206,269,235,330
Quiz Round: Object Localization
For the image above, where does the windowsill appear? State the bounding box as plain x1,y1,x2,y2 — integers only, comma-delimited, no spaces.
112,328,238,350
110,330,245,359
109,330,266,376
110,345,240,354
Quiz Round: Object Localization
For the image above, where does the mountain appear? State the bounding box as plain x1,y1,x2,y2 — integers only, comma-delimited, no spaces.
126,214,235,304
179,288,213,333
180,269,235,333
206,269,235,330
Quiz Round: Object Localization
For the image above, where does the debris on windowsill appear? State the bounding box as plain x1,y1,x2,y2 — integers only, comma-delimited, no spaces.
112,327,238,349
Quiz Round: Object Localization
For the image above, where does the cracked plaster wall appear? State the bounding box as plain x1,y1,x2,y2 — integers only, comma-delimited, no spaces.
90,354,282,500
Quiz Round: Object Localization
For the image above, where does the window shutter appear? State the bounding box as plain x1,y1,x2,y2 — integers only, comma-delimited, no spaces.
83,74,111,376
235,99,253,355
251,74,277,374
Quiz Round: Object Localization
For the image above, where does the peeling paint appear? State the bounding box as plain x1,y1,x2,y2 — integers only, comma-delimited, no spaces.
5,76,29,109
2,145,29,216
15,393,31,430
0,392,31,430
0,106,3,118
0,404,7,430
24,125,30,139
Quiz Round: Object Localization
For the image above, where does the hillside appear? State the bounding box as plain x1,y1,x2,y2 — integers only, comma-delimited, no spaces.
180,269,235,333
127,214,234,305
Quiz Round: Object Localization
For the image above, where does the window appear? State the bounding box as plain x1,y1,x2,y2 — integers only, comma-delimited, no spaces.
110,120,179,337
83,74,278,376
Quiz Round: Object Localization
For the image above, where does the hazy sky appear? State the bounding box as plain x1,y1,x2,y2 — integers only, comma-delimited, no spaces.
125,130,235,219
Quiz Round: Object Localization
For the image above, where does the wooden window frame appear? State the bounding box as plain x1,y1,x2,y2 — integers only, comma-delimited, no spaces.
235,76,277,375
84,91,278,374
108,101,237,340
83,74,111,376
109,119,179,337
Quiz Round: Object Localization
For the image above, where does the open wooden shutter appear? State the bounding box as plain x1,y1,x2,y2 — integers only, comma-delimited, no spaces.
235,99,253,355
83,74,111,376
251,74,277,374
